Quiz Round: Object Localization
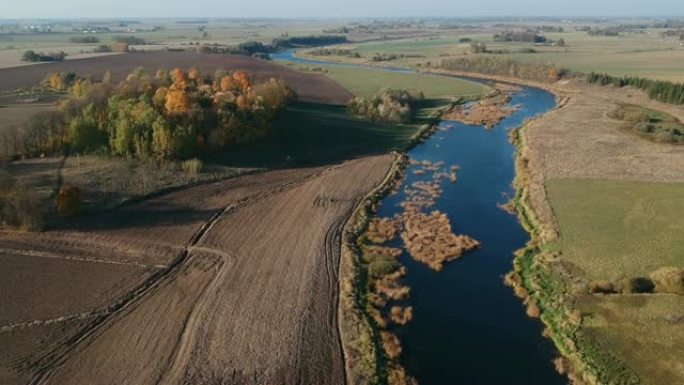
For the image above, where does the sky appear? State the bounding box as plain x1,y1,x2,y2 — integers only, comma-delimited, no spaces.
3,0,684,19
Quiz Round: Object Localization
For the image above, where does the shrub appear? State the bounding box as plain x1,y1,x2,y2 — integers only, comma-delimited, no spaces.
622,277,655,293
368,260,400,278
181,158,203,175
588,280,617,294
650,267,684,294
0,171,44,231
55,185,83,217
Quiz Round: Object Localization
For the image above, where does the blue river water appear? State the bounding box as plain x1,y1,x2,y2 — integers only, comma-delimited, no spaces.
273,50,565,385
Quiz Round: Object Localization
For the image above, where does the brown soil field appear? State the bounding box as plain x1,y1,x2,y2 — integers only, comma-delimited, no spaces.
0,154,393,385
0,51,353,105
0,252,152,326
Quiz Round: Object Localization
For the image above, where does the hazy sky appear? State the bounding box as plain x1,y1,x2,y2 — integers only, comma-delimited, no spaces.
4,0,684,19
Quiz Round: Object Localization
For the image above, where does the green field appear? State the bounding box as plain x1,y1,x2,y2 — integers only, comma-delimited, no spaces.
547,178,684,280
321,66,485,98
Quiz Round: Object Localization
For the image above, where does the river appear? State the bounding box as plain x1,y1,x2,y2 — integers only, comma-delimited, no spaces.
272,50,565,385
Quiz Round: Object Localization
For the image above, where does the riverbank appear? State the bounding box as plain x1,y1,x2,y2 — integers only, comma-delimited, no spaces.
339,151,409,385
509,78,684,384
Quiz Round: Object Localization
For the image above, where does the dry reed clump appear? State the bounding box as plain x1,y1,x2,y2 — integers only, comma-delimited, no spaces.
554,356,571,375
380,331,403,360
497,199,517,215
504,271,531,299
366,218,401,244
374,268,410,301
649,267,684,295
442,92,518,128
400,210,480,271
368,307,388,329
525,300,541,318
387,364,419,385
400,180,442,213
389,306,414,325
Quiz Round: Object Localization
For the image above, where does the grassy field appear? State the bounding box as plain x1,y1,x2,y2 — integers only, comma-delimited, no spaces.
541,178,684,384
307,65,486,98
577,294,684,385
547,178,684,280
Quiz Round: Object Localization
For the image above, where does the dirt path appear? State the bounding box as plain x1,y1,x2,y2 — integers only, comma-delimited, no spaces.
6,155,393,385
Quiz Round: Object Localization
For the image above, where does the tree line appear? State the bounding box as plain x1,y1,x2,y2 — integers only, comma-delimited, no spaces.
493,31,547,43
586,72,684,104
440,56,568,83
11,68,295,160
197,35,349,58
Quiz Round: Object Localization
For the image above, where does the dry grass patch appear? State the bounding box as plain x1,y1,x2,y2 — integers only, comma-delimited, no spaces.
443,92,517,128
389,306,413,325
380,331,403,360
366,217,400,243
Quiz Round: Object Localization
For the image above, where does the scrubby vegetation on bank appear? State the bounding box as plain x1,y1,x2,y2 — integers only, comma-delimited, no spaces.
587,72,684,105
440,56,568,83
15,68,294,161
609,103,684,144
348,88,424,124
339,152,411,385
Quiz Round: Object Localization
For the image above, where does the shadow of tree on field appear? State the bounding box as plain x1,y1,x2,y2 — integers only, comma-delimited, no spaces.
53,199,217,233
208,101,419,169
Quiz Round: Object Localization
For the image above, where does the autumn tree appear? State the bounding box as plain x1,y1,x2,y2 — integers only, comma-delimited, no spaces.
55,185,83,217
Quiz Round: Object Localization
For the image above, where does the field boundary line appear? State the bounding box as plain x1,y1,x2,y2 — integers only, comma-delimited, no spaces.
0,247,166,269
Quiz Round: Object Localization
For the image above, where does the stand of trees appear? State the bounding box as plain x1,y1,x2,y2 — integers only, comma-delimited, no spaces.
586,72,684,104
70,36,100,44
271,35,348,49
309,48,361,58
21,50,66,62
16,68,295,160
113,35,147,45
371,52,424,62
198,35,349,58
440,56,568,82
348,88,424,124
